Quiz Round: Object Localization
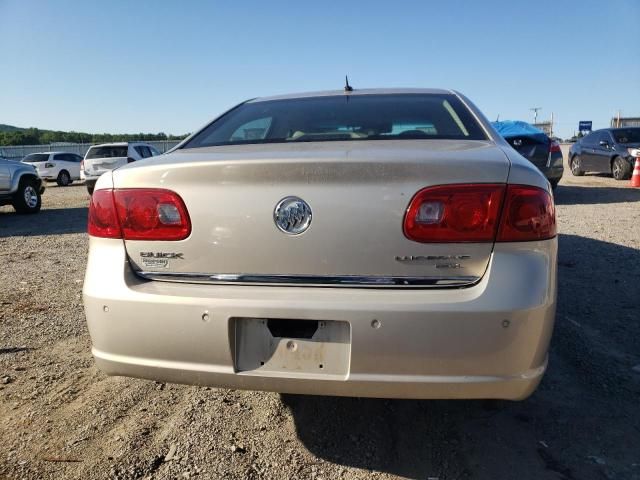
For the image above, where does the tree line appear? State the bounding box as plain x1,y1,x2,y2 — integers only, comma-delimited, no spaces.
0,127,189,146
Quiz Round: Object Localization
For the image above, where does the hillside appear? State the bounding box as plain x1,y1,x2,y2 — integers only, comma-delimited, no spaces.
0,124,24,133
0,124,188,146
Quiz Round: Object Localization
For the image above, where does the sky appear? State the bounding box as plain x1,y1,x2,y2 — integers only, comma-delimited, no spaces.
0,0,638,139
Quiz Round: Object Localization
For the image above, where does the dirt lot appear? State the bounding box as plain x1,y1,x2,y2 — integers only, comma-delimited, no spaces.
1,166,640,480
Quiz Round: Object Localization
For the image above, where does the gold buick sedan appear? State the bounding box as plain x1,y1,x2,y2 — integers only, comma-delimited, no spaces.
83,88,557,400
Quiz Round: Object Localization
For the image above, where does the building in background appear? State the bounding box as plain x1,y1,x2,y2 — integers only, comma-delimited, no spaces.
533,121,553,136
611,116,640,128
532,112,555,137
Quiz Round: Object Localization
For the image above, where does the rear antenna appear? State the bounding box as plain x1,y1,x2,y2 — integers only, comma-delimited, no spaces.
344,75,353,92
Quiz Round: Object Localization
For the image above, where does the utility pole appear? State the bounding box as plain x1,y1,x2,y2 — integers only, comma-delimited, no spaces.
530,107,542,125
550,112,554,137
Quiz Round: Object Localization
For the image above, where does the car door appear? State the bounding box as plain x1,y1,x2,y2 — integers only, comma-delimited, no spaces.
0,159,11,192
591,131,614,174
64,153,82,179
54,153,79,179
53,153,69,177
579,132,599,171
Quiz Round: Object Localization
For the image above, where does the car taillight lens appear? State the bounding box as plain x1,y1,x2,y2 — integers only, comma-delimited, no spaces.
114,189,191,240
404,184,556,243
404,184,506,242
549,141,561,153
87,188,191,240
88,190,121,238
496,185,556,242
80,160,84,172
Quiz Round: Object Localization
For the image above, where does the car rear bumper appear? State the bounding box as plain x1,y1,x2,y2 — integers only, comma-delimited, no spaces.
538,163,564,183
83,176,99,185
83,237,557,400
38,172,56,180
545,165,564,182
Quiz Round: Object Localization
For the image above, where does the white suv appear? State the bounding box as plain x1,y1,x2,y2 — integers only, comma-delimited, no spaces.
22,152,83,186
81,142,160,194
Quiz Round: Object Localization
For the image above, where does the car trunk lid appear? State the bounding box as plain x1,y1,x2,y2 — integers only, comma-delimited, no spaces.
504,135,550,170
85,156,128,177
84,145,130,177
113,140,510,287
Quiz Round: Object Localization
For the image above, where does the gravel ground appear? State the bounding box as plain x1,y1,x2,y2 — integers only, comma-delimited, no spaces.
1,161,640,480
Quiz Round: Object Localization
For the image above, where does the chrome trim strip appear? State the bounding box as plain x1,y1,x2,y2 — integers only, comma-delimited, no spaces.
134,271,480,288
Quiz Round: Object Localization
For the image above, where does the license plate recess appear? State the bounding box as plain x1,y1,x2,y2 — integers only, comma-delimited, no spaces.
233,318,350,376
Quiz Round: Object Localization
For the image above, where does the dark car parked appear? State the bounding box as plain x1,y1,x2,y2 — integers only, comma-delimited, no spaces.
568,127,640,180
492,121,563,189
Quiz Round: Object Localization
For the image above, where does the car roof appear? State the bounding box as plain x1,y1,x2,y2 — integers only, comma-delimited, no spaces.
89,142,149,148
88,142,128,148
248,88,454,103
584,128,634,136
23,151,78,156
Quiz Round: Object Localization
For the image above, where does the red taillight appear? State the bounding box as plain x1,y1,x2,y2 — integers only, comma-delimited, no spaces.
496,185,556,242
549,141,561,153
88,190,121,238
87,188,191,241
404,184,556,243
404,184,506,243
114,189,191,240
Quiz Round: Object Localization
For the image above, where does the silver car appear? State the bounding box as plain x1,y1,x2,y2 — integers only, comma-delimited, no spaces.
0,156,44,213
83,89,557,400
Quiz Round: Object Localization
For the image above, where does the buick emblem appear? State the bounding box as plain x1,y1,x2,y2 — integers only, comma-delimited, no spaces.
274,196,312,235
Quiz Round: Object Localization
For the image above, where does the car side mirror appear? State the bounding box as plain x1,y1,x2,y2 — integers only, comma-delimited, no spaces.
127,157,135,163
599,140,609,148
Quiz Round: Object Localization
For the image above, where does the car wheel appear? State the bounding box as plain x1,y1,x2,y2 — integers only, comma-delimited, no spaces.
12,177,42,214
570,155,584,176
87,185,94,195
56,170,71,186
611,156,632,180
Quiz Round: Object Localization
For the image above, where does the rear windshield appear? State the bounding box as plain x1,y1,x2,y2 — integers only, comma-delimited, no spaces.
86,146,128,159
612,128,640,144
22,153,50,163
183,94,487,149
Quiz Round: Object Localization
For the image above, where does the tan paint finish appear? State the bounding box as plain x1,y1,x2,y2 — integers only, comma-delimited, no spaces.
85,91,557,399
115,140,510,280
84,235,556,399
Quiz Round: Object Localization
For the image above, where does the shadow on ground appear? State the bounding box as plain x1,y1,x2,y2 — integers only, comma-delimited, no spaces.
282,233,640,480
0,347,32,355
554,184,640,205
0,207,87,237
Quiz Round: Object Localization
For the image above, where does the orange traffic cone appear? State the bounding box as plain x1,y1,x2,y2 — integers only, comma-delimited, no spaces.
632,156,640,188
